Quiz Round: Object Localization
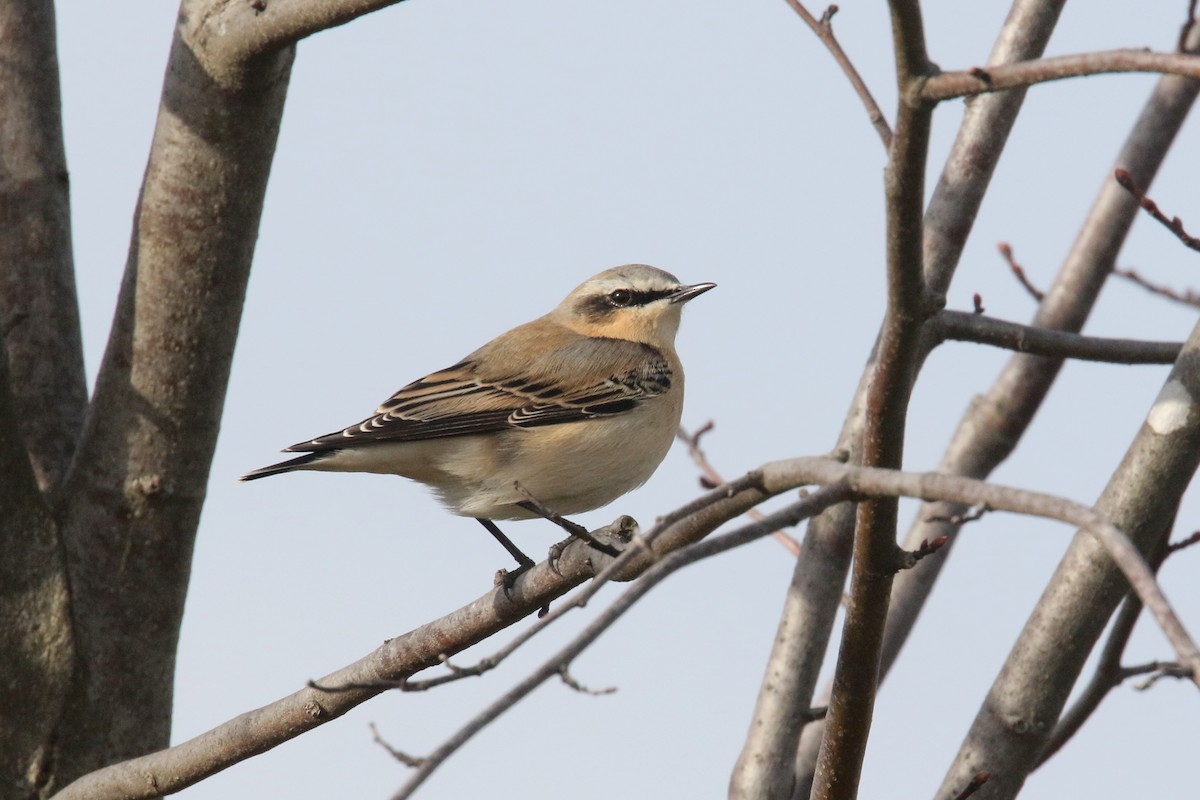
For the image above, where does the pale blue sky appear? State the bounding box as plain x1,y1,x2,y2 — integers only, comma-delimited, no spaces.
57,2,1199,798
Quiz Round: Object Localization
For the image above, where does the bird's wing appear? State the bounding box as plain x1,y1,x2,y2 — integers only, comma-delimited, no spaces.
286,335,673,452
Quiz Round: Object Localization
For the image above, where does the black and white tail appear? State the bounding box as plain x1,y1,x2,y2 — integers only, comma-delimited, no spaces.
239,452,330,481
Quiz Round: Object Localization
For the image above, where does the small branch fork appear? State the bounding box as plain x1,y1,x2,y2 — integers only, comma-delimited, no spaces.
1110,168,1200,308
783,2,893,149
1001,237,1200,313
1037,527,1200,765
1167,530,1200,554
899,535,949,569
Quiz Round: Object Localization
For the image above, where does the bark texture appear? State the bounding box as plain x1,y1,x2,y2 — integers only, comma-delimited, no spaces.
0,1,294,794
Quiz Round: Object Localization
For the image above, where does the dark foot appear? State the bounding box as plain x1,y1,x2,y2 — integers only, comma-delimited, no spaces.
516,497,621,558
547,538,570,575
494,561,534,593
493,563,549,615
476,518,537,570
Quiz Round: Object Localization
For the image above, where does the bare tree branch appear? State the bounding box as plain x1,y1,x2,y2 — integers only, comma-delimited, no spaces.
744,6,1072,798
1114,267,1200,309
783,1,892,148
1113,168,1200,251
1039,523,1198,765
935,313,1200,799
0,0,87,495
1166,530,1200,554
1129,661,1193,688
57,449,1200,800
677,423,803,555
922,49,1200,103
923,0,1068,300
49,2,295,785
0,2,86,792
394,456,1200,796
53,461,837,800
1035,592,1144,767
196,0,415,71
370,723,423,768
0,334,74,795
932,310,1182,364
400,463,1199,796
998,241,1046,301
391,485,857,800
811,2,934,797
798,12,1200,794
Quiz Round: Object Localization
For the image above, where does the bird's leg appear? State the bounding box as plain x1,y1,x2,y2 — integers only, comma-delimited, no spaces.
476,518,536,571
476,519,550,614
515,493,622,558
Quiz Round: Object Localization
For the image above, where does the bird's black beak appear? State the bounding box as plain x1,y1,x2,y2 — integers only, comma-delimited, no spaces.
668,282,717,304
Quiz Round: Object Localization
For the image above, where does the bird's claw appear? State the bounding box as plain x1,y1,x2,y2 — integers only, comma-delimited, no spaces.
494,562,533,595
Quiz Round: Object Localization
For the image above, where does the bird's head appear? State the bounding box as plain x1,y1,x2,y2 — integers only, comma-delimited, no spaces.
553,264,715,347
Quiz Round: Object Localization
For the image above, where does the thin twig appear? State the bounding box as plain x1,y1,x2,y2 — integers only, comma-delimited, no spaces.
1180,0,1199,52
898,535,949,570
1114,268,1200,309
677,423,802,555
370,723,424,768
998,242,1045,301
1036,592,1143,766
783,1,893,148
1113,168,1200,252
1131,661,1193,689
308,654,498,694
557,665,617,696
1166,530,1200,554
1041,524,1196,766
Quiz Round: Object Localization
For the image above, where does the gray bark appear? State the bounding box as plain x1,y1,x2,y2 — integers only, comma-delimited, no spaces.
0,2,84,795
731,3,1068,797
0,1,294,793
934,319,1200,799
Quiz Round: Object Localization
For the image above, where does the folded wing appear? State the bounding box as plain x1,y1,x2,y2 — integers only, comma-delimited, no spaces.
287,336,673,453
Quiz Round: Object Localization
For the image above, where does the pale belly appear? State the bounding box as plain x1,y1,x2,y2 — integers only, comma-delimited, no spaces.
437,400,681,519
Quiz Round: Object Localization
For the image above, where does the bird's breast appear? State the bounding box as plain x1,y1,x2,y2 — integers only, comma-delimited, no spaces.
456,386,684,519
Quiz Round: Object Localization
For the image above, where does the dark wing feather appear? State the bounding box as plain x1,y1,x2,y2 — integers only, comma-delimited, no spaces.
286,336,672,453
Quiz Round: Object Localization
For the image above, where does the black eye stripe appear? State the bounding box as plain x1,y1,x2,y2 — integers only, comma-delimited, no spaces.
576,286,678,321
609,288,675,307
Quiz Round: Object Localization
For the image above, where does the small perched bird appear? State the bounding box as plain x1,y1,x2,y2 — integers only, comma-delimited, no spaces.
242,264,714,568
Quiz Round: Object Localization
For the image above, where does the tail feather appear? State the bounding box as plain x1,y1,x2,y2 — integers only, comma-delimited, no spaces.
239,452,329,481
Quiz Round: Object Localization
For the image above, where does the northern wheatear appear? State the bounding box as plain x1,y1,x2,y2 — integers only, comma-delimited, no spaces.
242,264,714,567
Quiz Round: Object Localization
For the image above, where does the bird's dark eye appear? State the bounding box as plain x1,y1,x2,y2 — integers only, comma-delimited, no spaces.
608,289,633,307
